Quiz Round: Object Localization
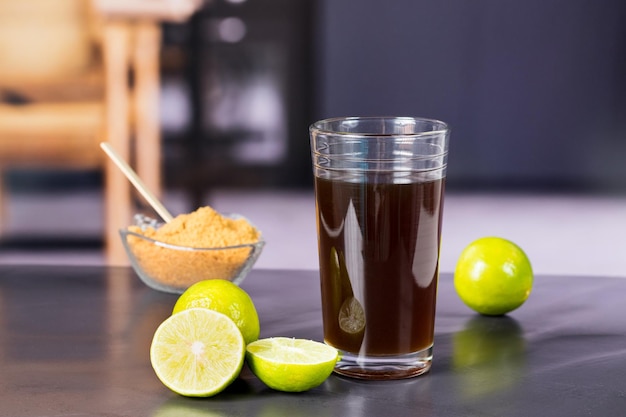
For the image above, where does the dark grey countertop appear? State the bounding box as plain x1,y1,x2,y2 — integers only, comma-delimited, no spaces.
1,265,625,416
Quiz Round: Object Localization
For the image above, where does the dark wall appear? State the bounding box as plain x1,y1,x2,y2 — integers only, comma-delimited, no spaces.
315,1,626,193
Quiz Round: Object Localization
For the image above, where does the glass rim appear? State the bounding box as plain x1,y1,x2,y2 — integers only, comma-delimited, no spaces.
309,116,450,138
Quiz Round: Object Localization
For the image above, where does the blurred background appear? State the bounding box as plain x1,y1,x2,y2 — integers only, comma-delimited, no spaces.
0,0,625,276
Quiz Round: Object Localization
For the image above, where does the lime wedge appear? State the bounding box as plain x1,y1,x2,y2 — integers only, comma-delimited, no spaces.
150,308,245,397
246,337,338,392
338,296,365,334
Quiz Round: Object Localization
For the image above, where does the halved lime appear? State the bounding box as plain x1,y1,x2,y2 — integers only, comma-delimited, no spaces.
246,337,338,392
338,296,365,334
150,308,245,397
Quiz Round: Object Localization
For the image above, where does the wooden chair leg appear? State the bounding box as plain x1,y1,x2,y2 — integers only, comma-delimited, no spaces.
102,21,133,265
0,170,5,239
132,21,163,203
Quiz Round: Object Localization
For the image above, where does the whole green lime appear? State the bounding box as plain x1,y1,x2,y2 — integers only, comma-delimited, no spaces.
173,280,260,344
454,237,533,316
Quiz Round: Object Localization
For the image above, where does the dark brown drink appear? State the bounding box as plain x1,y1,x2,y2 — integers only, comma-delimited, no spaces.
315,176,444,356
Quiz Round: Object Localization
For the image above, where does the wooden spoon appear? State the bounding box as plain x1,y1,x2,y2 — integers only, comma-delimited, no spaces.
100,141,174,223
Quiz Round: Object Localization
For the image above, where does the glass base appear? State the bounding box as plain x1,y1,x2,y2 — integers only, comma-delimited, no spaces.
332,345,433,380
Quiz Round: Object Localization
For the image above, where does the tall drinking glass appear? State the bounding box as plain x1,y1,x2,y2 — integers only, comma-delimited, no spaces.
310,116,450,380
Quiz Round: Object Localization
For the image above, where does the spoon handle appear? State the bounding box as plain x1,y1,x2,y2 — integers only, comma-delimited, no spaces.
100,141,174,223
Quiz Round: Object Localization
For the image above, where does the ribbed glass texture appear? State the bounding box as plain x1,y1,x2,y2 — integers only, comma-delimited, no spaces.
310,117,450,183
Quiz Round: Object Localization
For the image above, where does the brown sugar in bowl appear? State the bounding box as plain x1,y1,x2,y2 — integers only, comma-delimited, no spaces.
120,207,265,293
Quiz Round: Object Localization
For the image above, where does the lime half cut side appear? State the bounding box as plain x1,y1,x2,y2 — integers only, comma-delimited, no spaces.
246,337,339,392
150,308,245,397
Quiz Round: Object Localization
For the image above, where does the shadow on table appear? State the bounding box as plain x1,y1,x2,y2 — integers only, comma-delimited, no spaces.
451,315,527,399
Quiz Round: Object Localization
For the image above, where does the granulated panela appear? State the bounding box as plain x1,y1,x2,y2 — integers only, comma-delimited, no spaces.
127,206,261,289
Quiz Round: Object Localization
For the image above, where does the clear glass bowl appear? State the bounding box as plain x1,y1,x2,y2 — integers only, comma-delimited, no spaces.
120,214,265,294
